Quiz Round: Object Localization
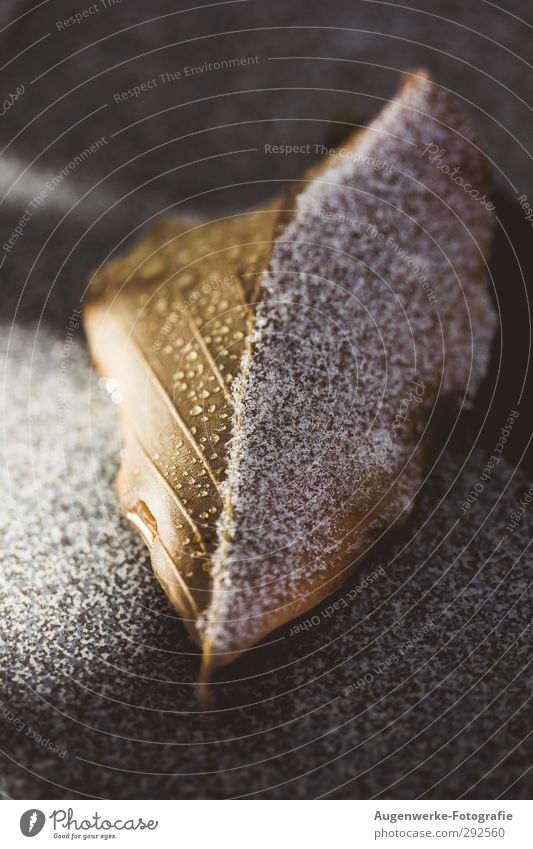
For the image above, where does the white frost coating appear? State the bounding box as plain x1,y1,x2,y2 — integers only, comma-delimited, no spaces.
199,72,498,656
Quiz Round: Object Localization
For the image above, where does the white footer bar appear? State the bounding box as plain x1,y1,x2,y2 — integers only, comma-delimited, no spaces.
3,799,532,848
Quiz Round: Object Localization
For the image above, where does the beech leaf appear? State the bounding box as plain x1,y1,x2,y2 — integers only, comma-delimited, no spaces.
85,70,497,691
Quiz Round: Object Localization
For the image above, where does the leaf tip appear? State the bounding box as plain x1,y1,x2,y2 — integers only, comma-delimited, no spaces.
196,640,216,709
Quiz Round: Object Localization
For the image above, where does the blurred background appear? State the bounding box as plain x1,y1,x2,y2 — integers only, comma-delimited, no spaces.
0,0,532,799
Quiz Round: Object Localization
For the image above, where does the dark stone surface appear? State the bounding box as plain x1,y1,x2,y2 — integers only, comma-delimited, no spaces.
0,0,532,799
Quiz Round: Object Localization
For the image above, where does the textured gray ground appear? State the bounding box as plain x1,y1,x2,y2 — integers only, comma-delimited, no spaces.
1,325,532,799
0,0,532,798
